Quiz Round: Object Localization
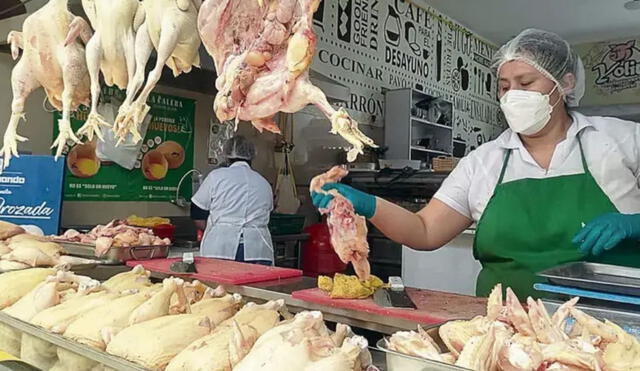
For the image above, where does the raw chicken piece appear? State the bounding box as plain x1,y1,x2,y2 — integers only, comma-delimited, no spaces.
198,0,376,162
106,314,213,370
64,0,142,141
2,246,58,267
114,0,201,143
166,300,285,371
386,326,445,362
6,233,51,244
63,290,152,349
0,271,81,356
0,268,56,308
128,277,186,325
95,236,114,256
527,298,568,344
505,287,535,337
455,325,496,371
0,221,25,240
21,290,117,369
541,341,604,370
0,242,11,256
497,334,544,371
190,293,243,325
8,240,66,258
101,264,152,292
2,0,91,166
234,311,369,371
0,260,30,270
310,166,370,280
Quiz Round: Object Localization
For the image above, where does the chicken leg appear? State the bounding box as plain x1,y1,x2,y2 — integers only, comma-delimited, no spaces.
1,54,40,168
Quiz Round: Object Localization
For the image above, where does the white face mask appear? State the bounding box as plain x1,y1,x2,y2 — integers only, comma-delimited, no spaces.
499,85,561,136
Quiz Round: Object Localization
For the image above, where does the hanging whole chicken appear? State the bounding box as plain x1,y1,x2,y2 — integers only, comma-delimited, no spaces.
64,0,144,142
198,0,377,162
113,0,202,143
2,0,91,167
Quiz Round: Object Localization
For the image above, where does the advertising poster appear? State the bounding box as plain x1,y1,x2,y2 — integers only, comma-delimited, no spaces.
53,88,195,201
0,155,64,235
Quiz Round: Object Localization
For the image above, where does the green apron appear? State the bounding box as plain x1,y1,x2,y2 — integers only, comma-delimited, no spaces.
474,134,640,299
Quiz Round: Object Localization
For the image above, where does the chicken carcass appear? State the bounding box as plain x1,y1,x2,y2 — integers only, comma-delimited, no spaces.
233,311,369,371
166,300,285,371
2,0,91,166
0,268,56,309
198,0,376,162
106,314,213,370
310,166,370,280
0,221,25,240
64,0,143,141
101,264,152,292
0,271,86,357
113,0,201,143
386,327,448,363
190,292,243,325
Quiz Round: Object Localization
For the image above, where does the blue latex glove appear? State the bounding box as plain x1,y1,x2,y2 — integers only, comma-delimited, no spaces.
311,183,377,219
572,213,640,256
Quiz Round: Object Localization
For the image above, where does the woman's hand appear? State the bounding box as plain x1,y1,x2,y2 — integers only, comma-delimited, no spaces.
311,183,377,218
573,213,640,255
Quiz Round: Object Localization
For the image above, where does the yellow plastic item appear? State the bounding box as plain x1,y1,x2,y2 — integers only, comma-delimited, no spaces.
0,350,17,361
127,215,171,228
318,273,385,299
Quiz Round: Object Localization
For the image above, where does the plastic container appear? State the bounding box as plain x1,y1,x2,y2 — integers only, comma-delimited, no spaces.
302,223,347,277
152,224,176,241
269,213,306,236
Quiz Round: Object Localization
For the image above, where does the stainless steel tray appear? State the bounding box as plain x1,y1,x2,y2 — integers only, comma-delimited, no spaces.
376,326,470,371
538,262,640,296
60,241,170,265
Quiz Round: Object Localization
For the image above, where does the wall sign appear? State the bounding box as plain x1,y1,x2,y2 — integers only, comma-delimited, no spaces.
0,155,64,235
312,0,504,154
576,38,640,106
53,88,195,202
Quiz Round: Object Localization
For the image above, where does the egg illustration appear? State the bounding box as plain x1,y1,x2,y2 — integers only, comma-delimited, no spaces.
156,141,185,169
142,150,169,181
67,141,100,178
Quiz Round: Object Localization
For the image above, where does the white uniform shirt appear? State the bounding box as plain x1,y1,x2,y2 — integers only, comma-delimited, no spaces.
434,112,640,222
192,162,274,261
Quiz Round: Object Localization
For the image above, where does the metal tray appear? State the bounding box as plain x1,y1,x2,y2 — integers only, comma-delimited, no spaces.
60,241,170,265
376,326,470,371
538,262,640,297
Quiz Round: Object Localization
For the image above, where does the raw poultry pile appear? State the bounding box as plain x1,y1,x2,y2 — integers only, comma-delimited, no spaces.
386,284,640,371
53,219,171,257
0,221,97,271
310,166,371,280
198,0,376,161
0,266,373,371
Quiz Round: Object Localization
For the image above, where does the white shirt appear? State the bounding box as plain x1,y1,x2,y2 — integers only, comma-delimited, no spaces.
192,162,274,261
434,112,640,222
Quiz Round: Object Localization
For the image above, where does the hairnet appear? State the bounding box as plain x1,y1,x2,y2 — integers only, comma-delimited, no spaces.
492,28,585,107
223,135,256,161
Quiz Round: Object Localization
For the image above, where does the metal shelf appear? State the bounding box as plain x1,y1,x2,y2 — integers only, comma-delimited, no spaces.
410,147,451,156
411,117,452,130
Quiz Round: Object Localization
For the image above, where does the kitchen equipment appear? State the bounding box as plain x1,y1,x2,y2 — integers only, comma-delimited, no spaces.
378,159,421,170
347,162,377,171
373,276,417,309
170,252,198,274
538,262,640,296
376,326,470,371
291,287,486,325
61,242,170,265
534,283,640,305
126,257,303,285
152,224,176,241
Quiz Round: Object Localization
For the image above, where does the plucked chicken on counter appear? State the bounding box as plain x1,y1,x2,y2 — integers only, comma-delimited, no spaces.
385,284,640,371
0,265,374,371
0,221,98,271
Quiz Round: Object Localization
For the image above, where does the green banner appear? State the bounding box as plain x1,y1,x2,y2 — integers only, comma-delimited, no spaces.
53,87,195,201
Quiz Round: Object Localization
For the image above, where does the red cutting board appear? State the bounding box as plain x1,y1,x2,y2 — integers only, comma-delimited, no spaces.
126,257,302,285
291,288,487,324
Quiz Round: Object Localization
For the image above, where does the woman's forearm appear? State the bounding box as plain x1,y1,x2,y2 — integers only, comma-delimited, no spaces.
370,197,472,250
